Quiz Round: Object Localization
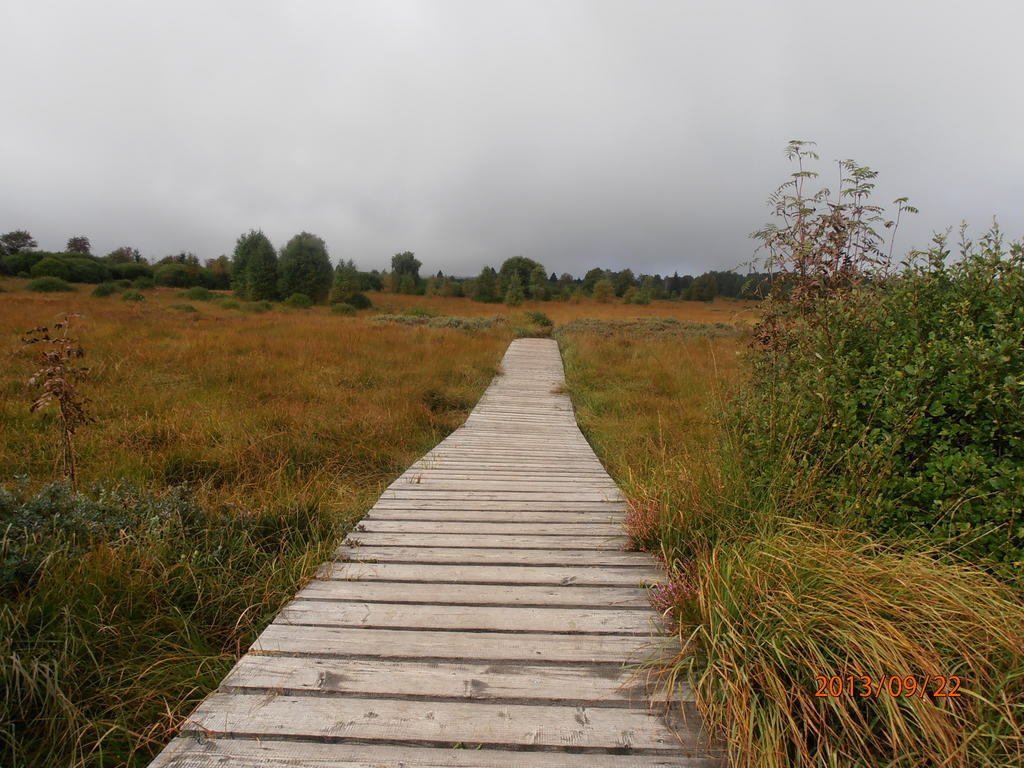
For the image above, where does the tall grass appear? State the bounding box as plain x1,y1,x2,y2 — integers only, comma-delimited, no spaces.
0,288,511,767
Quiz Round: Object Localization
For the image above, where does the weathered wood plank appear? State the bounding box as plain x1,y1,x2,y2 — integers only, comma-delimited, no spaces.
357,520,624,536
297,580,650,608
364,509,624,524
277,600,659,634
252,624,666,663
316,562,661,586
344,533,629,550
336,546,649,566
151,738,724,768
182,693,695,751
221,655,691,707
371,500,626,511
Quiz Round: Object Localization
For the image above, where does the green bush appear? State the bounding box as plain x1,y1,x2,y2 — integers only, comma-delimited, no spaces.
216,298,240,310
283,292,313,309
331,302,356,315
154,263,199,287
121,290,145,302
25,276,75,292
113,279,132,290
168,303,197,312
30,256,72,281
91,282,118,298
131,277,155,289
523,310,553,327
107,262,152,281
179,286,215,301
346,291,372,309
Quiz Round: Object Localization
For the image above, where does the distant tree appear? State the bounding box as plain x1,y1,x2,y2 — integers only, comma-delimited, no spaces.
504,272,525,306
472,266,498,302
329,259,371,307
231,231,278,299
557,272,575,299
528,265,549,300
203,255,232,290
155,262,201,287
498,256,543,297
613,268,635,297
549,272,558,283
105,246,144,263
581,267,607,295
159,252,200,266
399,273,417,294
689,272,718,301
1,230,37,255
391,251,421,289
593,278,615,303
66,236,91,255
278,232,332,302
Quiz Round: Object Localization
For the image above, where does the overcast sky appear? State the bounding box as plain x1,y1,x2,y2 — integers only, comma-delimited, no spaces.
2,1,1022,277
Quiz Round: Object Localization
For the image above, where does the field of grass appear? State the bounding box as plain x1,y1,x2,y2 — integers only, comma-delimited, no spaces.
0,278,754,766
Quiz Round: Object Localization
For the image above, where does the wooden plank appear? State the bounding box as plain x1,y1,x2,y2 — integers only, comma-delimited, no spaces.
151,739,724,768
277,600,659,634
316,562,661,586
297,580,650,608
336,546,649,567
363,509,624,523
357,520,624,536
221,655,691,707
182,692,695,751
344,533,629,550
252,625,665,664
151,738,723,768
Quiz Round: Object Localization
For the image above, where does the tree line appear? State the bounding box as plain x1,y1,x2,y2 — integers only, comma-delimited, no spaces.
0,228,768,305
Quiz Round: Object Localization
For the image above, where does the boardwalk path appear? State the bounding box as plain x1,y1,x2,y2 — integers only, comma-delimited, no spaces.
151,338,721,767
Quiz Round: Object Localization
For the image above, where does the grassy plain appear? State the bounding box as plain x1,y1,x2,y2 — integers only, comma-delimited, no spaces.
0,280,755,767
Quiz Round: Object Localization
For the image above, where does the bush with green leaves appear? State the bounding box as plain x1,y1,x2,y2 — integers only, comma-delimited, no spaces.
179,285,215,301
283,292,313,309
121,290,145,302
91,282,118,298
232,230,278,300
168,303,197,312
331,302,356,315
131,277,155,289
26,276,75,292
241,300,272,313
746,141,1023,574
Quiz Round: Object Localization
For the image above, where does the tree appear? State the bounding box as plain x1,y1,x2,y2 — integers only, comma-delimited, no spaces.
278,232,332,302
582,267,607,295
472,266,498,302
498,256,543,297
105,246,144,263
1,230,37,255
593,278,615,303
613,268,635,297
689,272,718,301
232,230,278,300
528,265,549,300
504,272,525,306
66,236,91,255
391,251,421,291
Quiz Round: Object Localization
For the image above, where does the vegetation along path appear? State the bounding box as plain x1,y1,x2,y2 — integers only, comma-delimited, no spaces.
150,338,721,767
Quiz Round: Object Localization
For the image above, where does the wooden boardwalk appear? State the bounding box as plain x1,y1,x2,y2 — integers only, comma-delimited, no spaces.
151,338,722,767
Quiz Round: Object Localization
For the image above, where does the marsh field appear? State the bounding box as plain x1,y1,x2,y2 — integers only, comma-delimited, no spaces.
2,268,1023,768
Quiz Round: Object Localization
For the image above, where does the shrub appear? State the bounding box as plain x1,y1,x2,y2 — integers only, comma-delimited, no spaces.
331,302,356,315
346,291,372,309
30,256,72,281
131,277,155,289
241,300,272,313
113,279,132,290
154,262,200,287
592,278,615,303
283,292,313,309
168,303,197,312
121,290,145,302
278,233,331,302
179,286,215,301
91,282,118,298
65,257,110,283
26,276,75,292
107,262,153,281
523,310,553,327
216,298,241,310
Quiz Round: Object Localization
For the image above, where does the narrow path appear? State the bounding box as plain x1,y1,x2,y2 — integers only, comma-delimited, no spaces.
151,338,722,767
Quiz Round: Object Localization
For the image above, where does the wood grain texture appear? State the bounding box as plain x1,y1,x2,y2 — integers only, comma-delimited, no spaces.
147,338,721,767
